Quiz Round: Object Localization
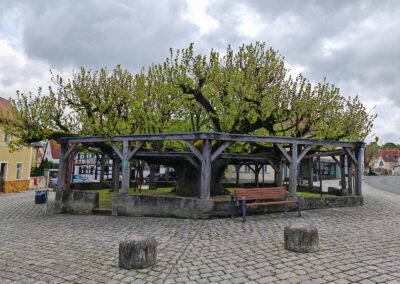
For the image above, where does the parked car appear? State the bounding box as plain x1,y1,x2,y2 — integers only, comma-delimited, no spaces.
49,175,97,188
143,172,176,184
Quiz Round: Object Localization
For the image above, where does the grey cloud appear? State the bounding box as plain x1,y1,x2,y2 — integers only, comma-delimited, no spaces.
18,0,197,70
1,0,400,142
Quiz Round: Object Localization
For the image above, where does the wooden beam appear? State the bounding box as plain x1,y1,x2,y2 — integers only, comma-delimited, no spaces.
200,139,211,199
65,143,78,159
344,148,358,167
58,131,360,149
305,149,346,159
185,141,202,161
211,142,231,162
247,165,256,173
276,144,292,164
331,156,341,166
187,157,200,171
111,143,124,161
297,146,312,163
127,141,144,161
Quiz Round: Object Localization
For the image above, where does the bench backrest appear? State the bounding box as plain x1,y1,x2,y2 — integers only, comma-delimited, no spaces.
234,187,288,201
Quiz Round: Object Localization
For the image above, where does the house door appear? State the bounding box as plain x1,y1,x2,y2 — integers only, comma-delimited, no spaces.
0,163,7,192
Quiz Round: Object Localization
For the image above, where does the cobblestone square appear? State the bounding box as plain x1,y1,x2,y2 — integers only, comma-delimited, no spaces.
1,183,400,283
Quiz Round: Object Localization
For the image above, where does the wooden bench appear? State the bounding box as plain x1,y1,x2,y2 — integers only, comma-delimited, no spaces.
230,187,302,222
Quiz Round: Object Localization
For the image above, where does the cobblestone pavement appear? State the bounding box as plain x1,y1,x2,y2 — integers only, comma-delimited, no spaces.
1,184,400,284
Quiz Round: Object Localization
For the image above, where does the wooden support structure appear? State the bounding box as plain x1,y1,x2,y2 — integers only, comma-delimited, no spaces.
55,132,364,200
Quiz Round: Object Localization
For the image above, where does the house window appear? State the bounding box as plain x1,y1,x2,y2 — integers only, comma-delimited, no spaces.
79,167,82,175
16,163,23,180
3,133,10,144
241,165,252,173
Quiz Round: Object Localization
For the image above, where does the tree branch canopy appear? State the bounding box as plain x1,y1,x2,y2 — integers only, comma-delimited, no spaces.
0,42,375,152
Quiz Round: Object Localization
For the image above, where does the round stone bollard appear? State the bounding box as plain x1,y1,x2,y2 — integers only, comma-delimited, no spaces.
284,223,319,253
119,236,157,269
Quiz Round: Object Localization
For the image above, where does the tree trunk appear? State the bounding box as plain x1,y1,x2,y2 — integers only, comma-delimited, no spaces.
174,159,229,197
149,164,158,190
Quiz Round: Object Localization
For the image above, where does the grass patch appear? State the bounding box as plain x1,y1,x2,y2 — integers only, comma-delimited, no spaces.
297,192,336,198
226,188,336,198
85,187,174,209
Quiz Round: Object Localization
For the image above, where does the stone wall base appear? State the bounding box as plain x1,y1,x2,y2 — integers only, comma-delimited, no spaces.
2,180,30,193
111,194,363,219
112,194,214,219
54,190,99,214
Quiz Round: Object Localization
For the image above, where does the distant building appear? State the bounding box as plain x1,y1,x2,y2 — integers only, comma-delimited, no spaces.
31,141,45,168
369,149,400,175
0,97,32,193
43,140,61,164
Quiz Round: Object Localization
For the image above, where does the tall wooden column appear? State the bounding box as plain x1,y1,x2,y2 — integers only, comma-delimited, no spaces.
289,144,298,197
348,156,353,195
355,146,364,196
200,139,211,199
277,159,284,187
111,158,120,193
57,143,68,190
121,141,130,194
340,155,346,190
307,158,313,189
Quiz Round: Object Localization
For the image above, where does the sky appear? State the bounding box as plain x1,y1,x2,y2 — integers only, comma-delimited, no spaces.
0,0,399,143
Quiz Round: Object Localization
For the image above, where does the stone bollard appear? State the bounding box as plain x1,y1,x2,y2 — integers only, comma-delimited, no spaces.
284,223,319,253
119,236,157,269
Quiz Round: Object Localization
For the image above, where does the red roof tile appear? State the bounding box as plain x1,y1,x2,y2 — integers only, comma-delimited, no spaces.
48,140,61,159
379,149,399,163
0,97,13,119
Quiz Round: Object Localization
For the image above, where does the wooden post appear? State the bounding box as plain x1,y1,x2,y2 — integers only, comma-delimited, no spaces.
289,144,298,197
254,164,261,187
348,156,353,195
121,141,130,194
235,165,241,185
340,155,346,190
112,158,120,193
277,159,284,187
200,139,211,199
57,143,68,190
355,146,363,196
307,158,313,190
318,157,323,197
99,154,106,183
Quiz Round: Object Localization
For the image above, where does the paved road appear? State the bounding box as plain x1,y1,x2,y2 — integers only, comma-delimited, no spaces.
365,175,400,195
1,187,400,283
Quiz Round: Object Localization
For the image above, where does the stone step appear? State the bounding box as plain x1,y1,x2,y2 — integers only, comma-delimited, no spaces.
93,208,112,216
